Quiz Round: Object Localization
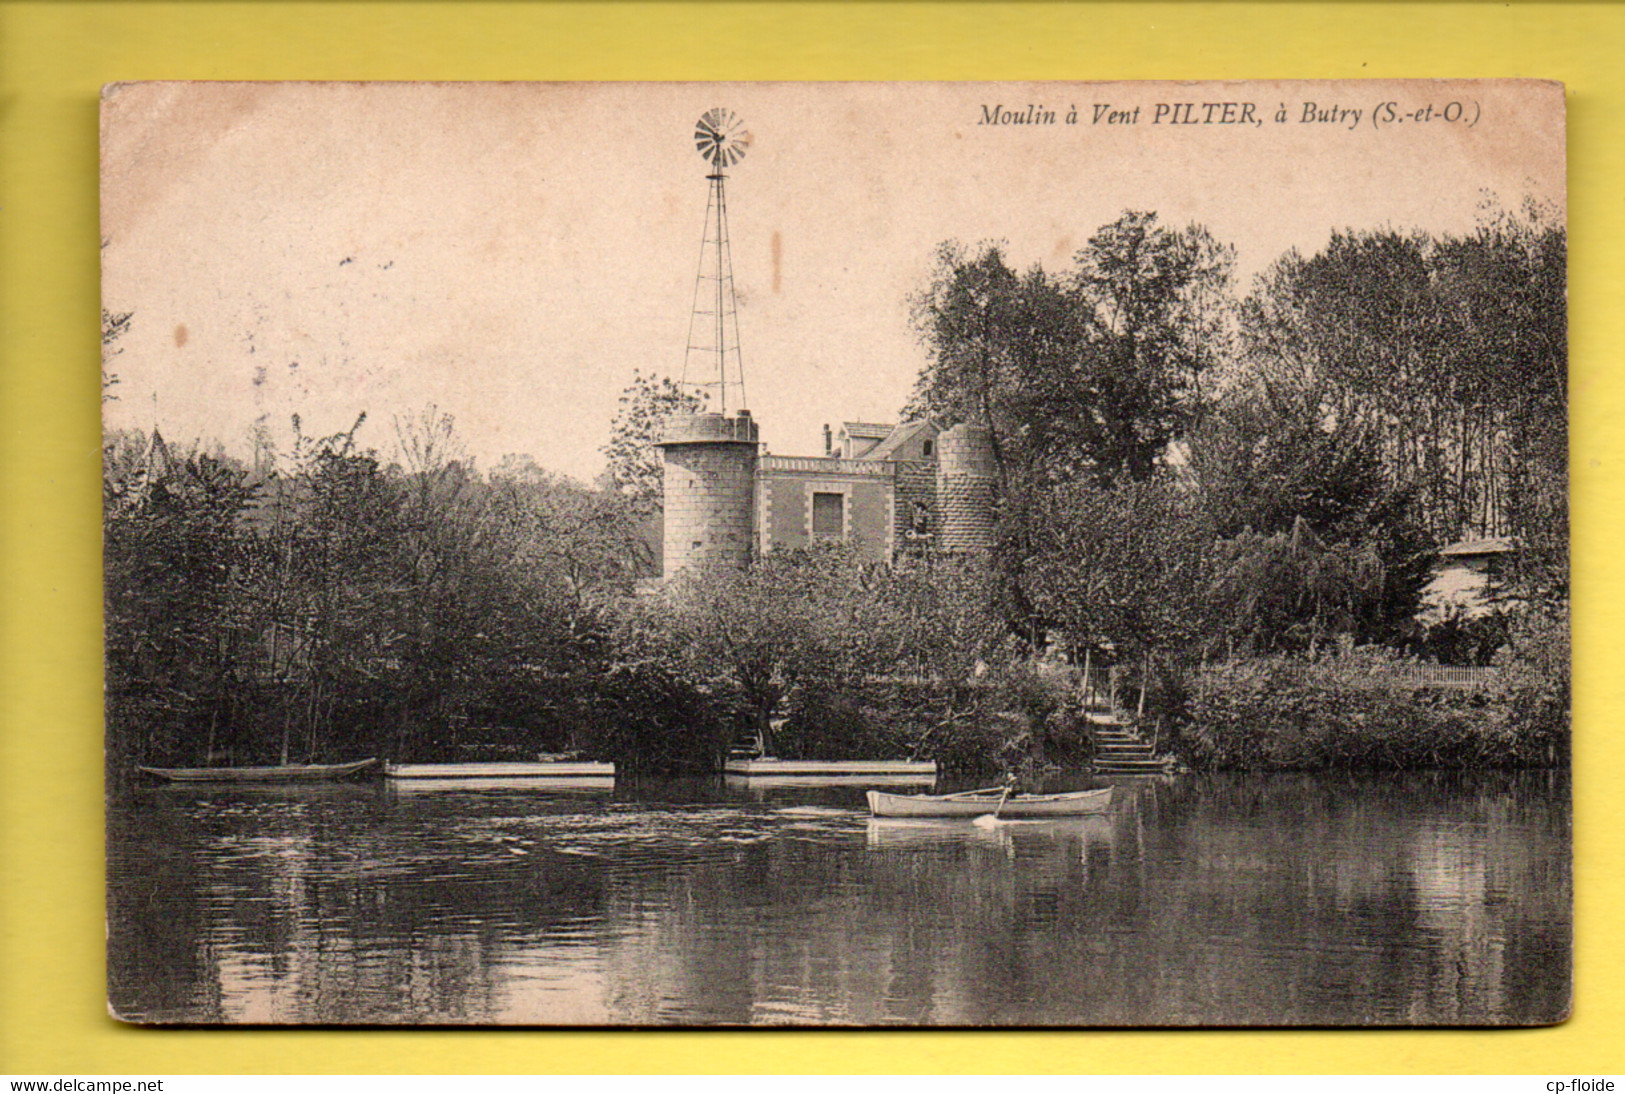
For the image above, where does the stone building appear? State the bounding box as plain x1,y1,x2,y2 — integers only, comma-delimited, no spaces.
657,411,762,574
653,110,1001,580
657,412,996,579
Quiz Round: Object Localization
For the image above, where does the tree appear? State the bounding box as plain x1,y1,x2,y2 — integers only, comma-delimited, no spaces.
883,553,1004,689
384,407,502,757
1238,204,1565,567
601,370,706,512
907,214,1236,643
910,216,1233,488
1024,473,1213,662
1205,520,1387,657
1432,199,1567,595
656,543,909,755
102,309,132,402
241,414,408,763
1072,211,1236,451
104,441,263,767
1188,380,1434,647
488,469,650,605
907,242,1030,486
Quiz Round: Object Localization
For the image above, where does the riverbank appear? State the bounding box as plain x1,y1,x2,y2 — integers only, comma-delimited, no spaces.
106,648,1569,782
1172,650,1568,771
725,650,1569,777
104,614,1570,781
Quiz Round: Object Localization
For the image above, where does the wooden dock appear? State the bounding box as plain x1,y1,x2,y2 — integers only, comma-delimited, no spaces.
387,775,614,793
723,758,937,777
385,761,614,779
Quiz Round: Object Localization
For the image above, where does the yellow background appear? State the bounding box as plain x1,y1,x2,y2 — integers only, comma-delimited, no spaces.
0,0,1617,1074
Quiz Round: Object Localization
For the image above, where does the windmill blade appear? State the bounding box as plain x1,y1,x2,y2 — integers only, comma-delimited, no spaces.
695,113,723,162
695,108,748,167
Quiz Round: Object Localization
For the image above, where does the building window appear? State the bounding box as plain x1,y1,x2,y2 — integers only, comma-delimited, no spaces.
922,438,934,458
811,492,844,538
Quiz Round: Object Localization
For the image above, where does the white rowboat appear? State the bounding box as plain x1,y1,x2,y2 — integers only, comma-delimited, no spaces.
137,758,378,783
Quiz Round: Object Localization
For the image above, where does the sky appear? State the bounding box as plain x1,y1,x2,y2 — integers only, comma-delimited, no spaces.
100,80,1566,483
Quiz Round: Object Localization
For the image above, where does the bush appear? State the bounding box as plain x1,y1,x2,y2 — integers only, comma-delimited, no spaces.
919,665,1095,779
777,685,918,760
932,708,1020,779
578,659,732,774
1183,646,1561,770
1498,601,1571,766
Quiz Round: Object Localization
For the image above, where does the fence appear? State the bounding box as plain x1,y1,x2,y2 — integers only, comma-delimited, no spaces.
1384,664,1499,689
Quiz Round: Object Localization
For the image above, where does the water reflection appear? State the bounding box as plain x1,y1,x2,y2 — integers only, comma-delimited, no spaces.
107,771,1569,1026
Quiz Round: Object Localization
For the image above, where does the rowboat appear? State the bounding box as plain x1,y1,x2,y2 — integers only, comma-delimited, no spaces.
865,785,1113,818
136,758,378,783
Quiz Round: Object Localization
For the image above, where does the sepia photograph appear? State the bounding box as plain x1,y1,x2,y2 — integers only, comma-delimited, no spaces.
100,79,1569,1026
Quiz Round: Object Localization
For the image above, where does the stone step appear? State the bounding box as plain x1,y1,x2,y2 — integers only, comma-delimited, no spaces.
1094,758,1169,773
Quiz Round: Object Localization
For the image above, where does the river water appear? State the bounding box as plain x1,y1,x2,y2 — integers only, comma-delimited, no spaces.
106,770,1570,1026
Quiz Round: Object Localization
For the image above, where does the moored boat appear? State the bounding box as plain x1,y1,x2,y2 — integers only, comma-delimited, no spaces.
136,758,378,783
866,785,1113,818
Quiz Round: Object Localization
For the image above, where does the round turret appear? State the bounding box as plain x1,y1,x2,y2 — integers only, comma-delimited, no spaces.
936,423,996,551
658,411,760,576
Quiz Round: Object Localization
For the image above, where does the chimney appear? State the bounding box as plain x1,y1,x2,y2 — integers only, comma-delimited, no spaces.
823,423,832,455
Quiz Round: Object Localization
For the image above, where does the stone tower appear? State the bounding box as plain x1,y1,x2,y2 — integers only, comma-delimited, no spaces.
658,410,760,577
935,423,997,552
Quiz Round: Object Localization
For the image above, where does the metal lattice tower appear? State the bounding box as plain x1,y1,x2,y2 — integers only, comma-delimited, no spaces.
682,108,751,415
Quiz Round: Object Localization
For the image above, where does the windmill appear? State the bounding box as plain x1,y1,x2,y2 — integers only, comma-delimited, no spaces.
682,108,752,415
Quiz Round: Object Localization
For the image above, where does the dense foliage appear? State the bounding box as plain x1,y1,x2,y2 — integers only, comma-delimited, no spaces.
104,413,647,774
104,197,1569,777
911,202,1565,677
601,370,706,512
909,213,1233,493
1179,646,1567,770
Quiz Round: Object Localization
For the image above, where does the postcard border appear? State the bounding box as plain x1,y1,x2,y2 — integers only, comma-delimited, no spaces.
0,0,1614,1075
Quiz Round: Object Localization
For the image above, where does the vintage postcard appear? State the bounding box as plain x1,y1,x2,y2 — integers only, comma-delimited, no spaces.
102,80,1569,1026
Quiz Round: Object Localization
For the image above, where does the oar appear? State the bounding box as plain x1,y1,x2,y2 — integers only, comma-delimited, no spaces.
941,784,1005,801
972,784,1012,829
